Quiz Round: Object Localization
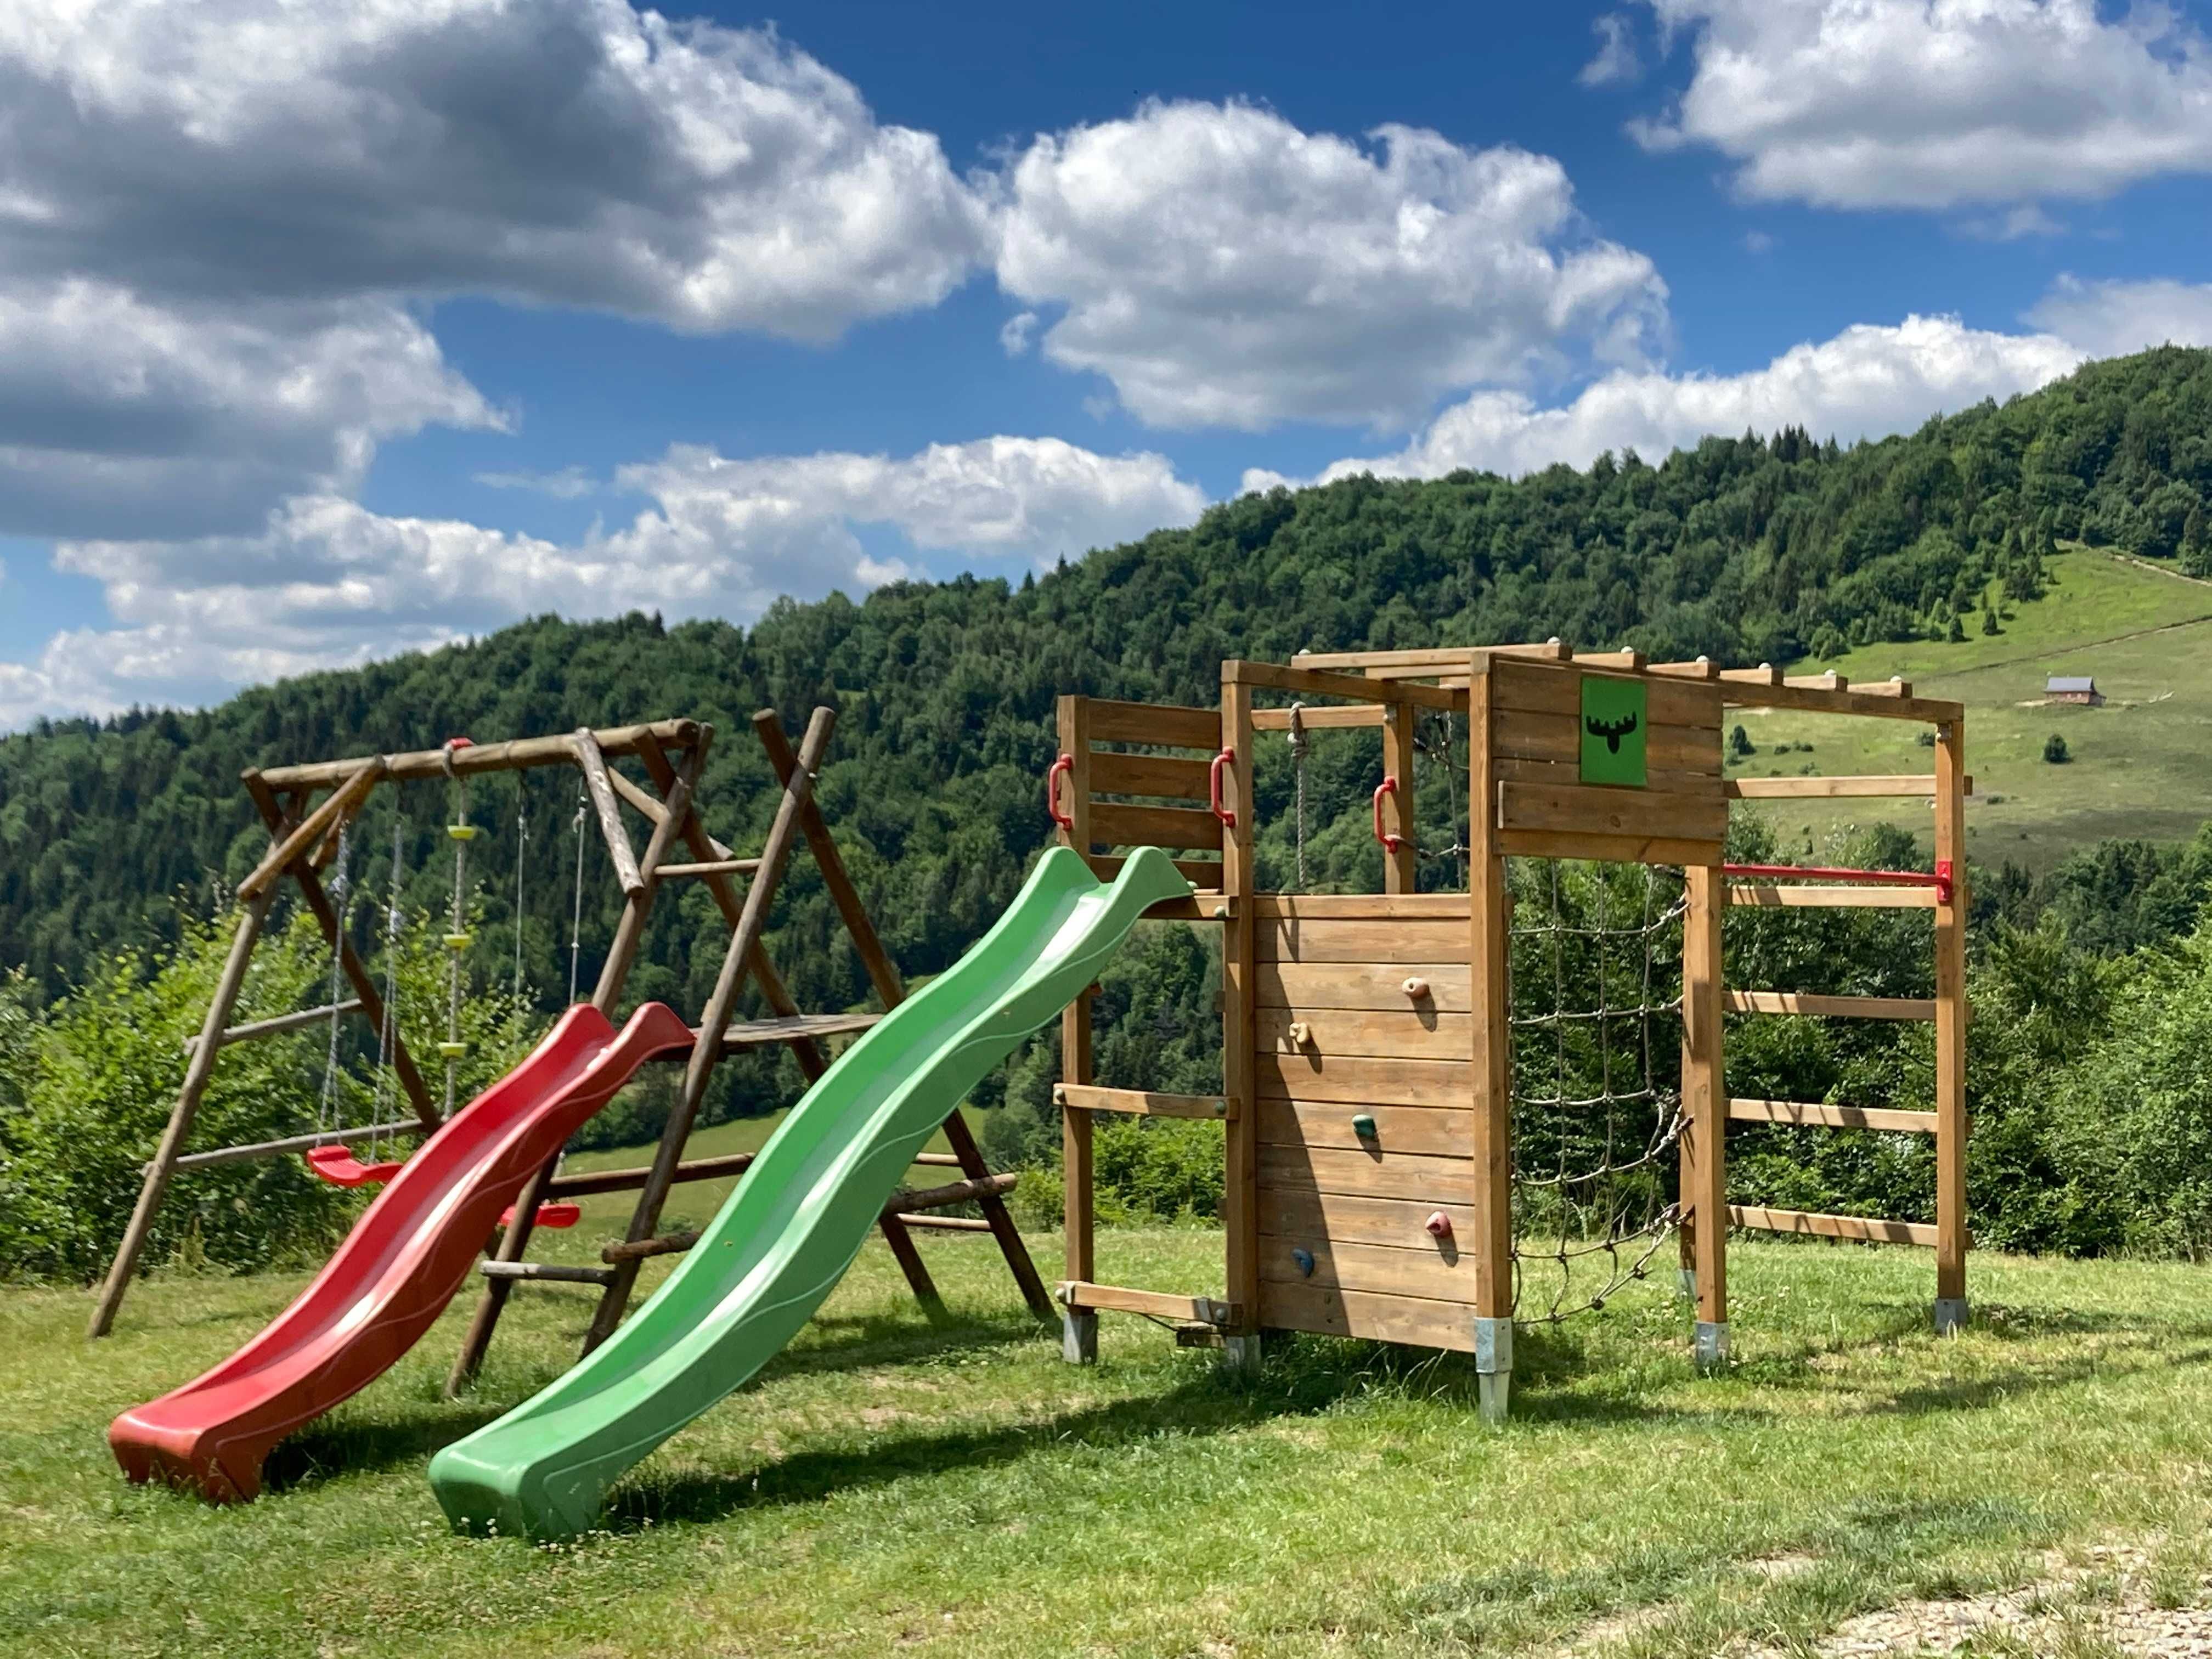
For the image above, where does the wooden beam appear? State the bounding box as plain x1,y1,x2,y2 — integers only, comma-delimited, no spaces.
1467,653,1514,1402
1724,884,1938,909
544,1151,757,1199
571,728,646,897
168,1118,426,1172
1054,1084,1233,1119
1720,681,1963,723
1682,865,1727,1342
1726,990,1937,1020
1081,699,1220,749
1227,658,1460,711
235,759,383,900
1220,673,1260,1355
1728,1098,1938,1133
478,1260,615,1286
1381,700,1418,893
656,859,758,880
259,720,703,790
1058,696,1097,1361
1934,715,1970,1311
1057,1280,1239,1326
1729,1205,1940,1249
183,998,364,1055
1251,704,1387,730
1726,775,1956,799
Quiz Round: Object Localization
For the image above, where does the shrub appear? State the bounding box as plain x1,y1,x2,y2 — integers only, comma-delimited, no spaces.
2044,732,2070,764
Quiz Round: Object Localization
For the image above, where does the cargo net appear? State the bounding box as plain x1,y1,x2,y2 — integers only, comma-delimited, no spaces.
1507,857,1687,1323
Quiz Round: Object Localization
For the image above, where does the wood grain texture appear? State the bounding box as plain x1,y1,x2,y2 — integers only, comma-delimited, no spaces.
1255,1097,1471,1155
1497,781,1729,844
1084,700,1221,749
1258,1141,1476,1203
1259,1279,1477,1351
1258,1233,1474,1300
1089,800,1224,853
1726,990,1937,1020
1728,1097,1937,1133
1257,916,1469,963
1258,1004,1469,1061
1257,1051,1469,1104
1730,1205,1940,1248
1261,1186,1478,1251
1256,960,1471,1012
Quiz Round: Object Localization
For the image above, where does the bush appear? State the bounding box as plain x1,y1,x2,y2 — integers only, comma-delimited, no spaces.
2044,732,2070,764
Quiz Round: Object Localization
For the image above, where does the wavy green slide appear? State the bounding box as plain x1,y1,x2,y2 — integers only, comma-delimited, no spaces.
429,846,1190,1539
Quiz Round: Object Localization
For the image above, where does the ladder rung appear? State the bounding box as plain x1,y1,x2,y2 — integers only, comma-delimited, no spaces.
183,998,365,1054
602,1231,699,1265
657,859,761,880
892,1215,992,1231
887,1173,1017,1213
1725,990,1937,1021
911,1153,963,1168
477,1260,615,1285
1728,1205,1940,1248
545,1152,755,1198
1728,1098,1937,1133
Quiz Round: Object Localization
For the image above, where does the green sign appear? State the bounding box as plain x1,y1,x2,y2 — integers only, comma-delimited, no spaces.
1578,675,1648,787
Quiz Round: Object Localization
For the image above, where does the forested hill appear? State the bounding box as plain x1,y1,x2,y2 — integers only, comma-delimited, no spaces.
2,346,2209,1015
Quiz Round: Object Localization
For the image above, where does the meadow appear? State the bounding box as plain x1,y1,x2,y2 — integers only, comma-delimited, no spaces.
10,1226,2212,1657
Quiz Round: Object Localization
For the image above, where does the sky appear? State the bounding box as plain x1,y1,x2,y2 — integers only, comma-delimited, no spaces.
1,0,2210,726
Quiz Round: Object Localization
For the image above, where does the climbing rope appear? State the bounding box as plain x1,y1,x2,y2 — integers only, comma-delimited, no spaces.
438,739,477,1115
315,825,353,1139
369,771,405,1159
511,778,528,1002
567,777,588,1005
1286,701,1308,893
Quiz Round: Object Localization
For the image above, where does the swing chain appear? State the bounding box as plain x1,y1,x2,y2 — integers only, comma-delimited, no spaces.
316,826,353,1136
1286,701,1308,893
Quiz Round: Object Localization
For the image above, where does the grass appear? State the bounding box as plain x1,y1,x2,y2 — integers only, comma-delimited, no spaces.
1740,550,2212,869
12,1229,2212,1656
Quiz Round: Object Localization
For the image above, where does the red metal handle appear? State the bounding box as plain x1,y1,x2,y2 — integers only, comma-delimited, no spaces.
1209,747,1237,828
1724,860,1955,905
1372,775,1404,853
1046,753,1075,830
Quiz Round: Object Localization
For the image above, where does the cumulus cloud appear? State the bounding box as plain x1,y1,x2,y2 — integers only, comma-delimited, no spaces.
995,99,1668,430
0,0,991,338
1245,274,2212,491
1631,0,2212,211
1580,13,1645,88
0,437,1205,724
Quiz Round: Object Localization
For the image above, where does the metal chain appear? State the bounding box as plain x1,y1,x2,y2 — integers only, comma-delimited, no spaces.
1287,702,1308,893
568,781,588,1005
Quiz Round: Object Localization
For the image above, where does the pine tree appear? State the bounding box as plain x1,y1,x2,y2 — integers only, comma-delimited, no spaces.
1982,600,2001,636
2184,503,2208,576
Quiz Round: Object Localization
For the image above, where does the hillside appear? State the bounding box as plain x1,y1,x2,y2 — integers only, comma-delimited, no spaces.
0,345,2208,1032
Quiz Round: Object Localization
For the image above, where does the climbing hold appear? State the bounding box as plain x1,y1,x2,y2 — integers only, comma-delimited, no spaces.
1402,977,1430,1001
1351,1113,1378,1141
1425,1211,1453,1240
1291,1248,1316,1278
446,823,479,842
437,1040,469,1059
443,932,474,950
1287,1020,1312,1047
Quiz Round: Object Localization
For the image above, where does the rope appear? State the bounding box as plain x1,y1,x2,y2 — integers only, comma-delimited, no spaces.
315,826,352,1137
568,780,588,1005
1286,702,1308,893
512,780,528,1002
441,742,472,1117
370,770,404,1159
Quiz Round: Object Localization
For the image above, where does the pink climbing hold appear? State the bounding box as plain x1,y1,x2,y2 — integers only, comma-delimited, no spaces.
1425,1210,1453,1239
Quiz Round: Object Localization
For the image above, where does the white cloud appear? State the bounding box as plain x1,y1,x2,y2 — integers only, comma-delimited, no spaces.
474,466,600,500
999,311,1040,356
0,280,500,539
1633,0,2212,210
1581,12,1645,88
0,437,1205,724
995,99,1668,430
0,0,991,340
2025,274,2212,358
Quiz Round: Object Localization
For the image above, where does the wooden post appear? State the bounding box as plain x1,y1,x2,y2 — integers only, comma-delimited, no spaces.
572,729,646,898
1056,695,1099,1362
445,738,704,1394
87,887,276,1337
1381,702,1419,893
1466,654,1514,1420
1681,863,1729,1365
1219,672,1261,1376
1933,716,1970,1333
581,709,838,1351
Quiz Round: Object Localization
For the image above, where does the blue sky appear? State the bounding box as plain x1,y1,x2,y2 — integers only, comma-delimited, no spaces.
0,0,2208,723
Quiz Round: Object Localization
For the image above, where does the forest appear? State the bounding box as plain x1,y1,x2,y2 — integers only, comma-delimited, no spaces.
3,345,2212,1280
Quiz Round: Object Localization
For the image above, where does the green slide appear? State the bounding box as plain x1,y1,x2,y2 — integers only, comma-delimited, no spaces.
429,845,1190,1539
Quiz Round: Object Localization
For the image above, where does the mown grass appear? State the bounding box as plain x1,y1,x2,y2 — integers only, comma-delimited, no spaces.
10,1230,2212,1656
1746,550,2212,869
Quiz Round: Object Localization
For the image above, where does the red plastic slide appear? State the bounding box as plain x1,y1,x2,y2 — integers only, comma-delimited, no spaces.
109,1000,695,1502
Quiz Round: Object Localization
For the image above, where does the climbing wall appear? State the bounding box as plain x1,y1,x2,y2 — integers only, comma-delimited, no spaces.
1252,893,1483,1351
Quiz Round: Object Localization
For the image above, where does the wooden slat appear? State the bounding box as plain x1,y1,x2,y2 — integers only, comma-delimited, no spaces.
1252,704,1387,730
1728,775,1944,799
1261,1187,1477,1251
1088,750,1213,800
1057,1280,1237,1325
1257,1052,1469,1104
1259,1004,1468,1062
1724,883,1938,909
657,858,760,880
571,729,645,898
1497,781,1730,844
1085,853,1221,889
1254,894,1469,919
1497,754,1725,796
1728,1098,1939,1133
1492,709,1722,774
1259,1279,1478,1352
1294,642,1572,672
1089,800,1224,853
1258,1233,1474,1300
895,1215,993,1231
1083,700,1220,749
1256,960,1472,1013
1720,681,1962,723
1489,658,1721,729
1256,1097,1471,1155
715,1012,883,1049
1227,659,1460,710
479,1261,615,1285
1259,1141,1475,1202
1054,1084,1233,1119
1726,990,1937,1021
1497,829,1724,866
1256,916,1468,964
1729,1205,1940,1248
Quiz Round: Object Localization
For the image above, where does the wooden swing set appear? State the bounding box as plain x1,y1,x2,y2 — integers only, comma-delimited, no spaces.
89,709,1051,1385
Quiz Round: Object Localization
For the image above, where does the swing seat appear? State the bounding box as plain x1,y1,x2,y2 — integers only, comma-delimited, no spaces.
499,1201,581,1229
304,1144,405,1187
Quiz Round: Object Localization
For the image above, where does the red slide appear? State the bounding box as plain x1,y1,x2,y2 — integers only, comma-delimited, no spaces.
110,1000,696,1502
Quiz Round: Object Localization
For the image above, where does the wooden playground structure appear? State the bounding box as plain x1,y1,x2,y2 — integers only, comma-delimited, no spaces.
89,709,1049,1376
1047,644,1968,1414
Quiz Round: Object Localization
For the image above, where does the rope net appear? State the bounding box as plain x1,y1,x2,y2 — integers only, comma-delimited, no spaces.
1506,856,1686,1323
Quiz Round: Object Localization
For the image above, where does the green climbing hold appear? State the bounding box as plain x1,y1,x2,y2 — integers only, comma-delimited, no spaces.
1352,1113,1378,1139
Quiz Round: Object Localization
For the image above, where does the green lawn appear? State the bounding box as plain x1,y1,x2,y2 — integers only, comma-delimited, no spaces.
1740,550,2212,869
13,1230,2212,1657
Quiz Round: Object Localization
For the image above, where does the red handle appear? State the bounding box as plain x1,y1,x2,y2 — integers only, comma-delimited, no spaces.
1372,775,1404,853
1046,753,1075,830
1209,747,1237,828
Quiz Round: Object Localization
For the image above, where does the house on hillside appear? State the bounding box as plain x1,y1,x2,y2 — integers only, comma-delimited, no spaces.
2047,675,2105,707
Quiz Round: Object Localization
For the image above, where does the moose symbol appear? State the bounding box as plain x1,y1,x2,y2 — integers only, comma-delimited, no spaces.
1584,712,1639,753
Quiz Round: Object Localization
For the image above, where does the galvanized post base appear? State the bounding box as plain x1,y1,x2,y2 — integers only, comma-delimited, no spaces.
1694,1320,1730,1368
1061,1309,1098,1364
1933,1297,1970,1336
1475,1316,1513,1424
1220,1333,1263,1379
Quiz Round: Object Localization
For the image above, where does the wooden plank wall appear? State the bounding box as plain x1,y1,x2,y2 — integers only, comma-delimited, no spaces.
1251,895,1483,1351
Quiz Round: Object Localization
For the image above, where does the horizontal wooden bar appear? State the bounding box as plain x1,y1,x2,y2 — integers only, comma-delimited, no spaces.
1726,991,1937,1021
183,998,364,1054
1253,893,1470,919
1497,828,1724,866
602,1231,698,1264
891,1173,1018,1212
912,1153,964,1168
256,719,704,789
1728,1205,1940,1248
1228,659,1461,710
1496,754,1725,797
1727,775,1949,799
1292,642,1571,672
479,1260,617,1285
1260,1187,1476,1252
1090,800,1224,853
894,1214,992,1232
1258,1233,1474,1301
1057,1280,1239,1327
717,1012,882,1049
1088,750,1214,801
1727,1097,1939,1133
1085,853,1220,889
657,859,760,880
1259,1278,1479,1352
1720,682,1962,723
1054,1084,1233,1120
1725,883,1938,909
1497,780,1730,844
1083,699,1220,749
544,1151,757,1199
167,1118,425,1172
1257,915,1468,966
1251,704,1387,730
